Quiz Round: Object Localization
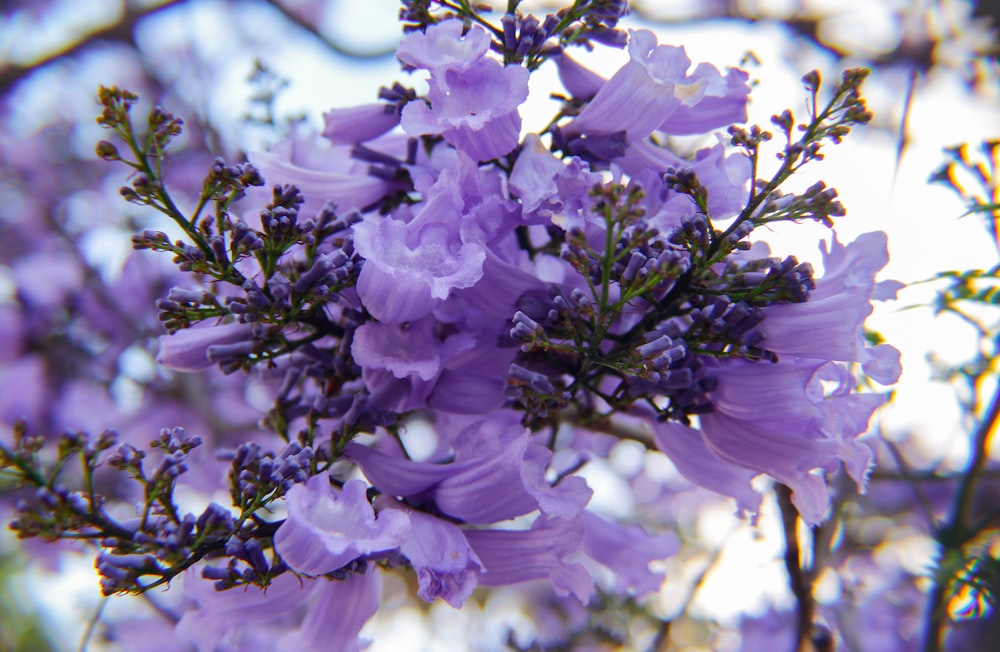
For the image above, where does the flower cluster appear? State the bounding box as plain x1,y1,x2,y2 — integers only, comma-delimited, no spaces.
1,0,901,648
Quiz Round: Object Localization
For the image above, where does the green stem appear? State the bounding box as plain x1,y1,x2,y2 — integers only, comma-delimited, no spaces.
121,126,214,262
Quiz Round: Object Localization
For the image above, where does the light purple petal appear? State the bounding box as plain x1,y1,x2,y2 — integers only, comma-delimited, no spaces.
322,103,400,145
352,414,590,524
176,571,315,651
274,477,408,575
396,20,490,72
861,343,903,386
380,500,483,607
345,441,451,497
659,65,751,135
465,516,594,603
352,317,474,382
277,571,381,652
353,179,487,323
156,322,253,372
555,52,606,100
248,137,393,215
762,231,902,384
570,58,678,140
581,511,678,596
697,359,885,525
520,444,593,520
650,418,761,517
401,59,529,161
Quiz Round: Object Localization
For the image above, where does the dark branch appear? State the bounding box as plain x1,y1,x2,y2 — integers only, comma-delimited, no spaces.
0,0,187,95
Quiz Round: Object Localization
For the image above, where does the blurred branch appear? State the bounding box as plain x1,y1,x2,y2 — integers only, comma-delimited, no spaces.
651,529,733,652
870,468,1000,483
922,384,1000,651
628,1,937,67
0,0,186,95
776,484,816,652
258,0,398,59
0,0,399,99
881,437,938,523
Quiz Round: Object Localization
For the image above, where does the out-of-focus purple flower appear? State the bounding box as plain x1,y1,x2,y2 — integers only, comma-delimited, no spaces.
650,417,762,517
465,515,594,603
581,511,677,596
0,357,47,426
0,305,25,364
176,571,316,651
277,570,381,652
761,231,903,384
12,250,82,310
156,321,253,372
247,131,398,217
274,476,408,575
398,20,529,161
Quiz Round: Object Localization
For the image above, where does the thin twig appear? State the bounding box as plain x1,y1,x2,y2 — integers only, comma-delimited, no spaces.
76,598,106,652
881,436,938,524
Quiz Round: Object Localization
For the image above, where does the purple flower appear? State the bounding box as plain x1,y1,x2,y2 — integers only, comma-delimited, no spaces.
277,570,381,652
344,416,591,524
398,21,529,161
176,571,316,651
563,29,750,144
322,103,400,146
352,315,478,411
380,498,483,607
0,357,47,426
661,65,751,135
581,511,678,596
554,52,606,101
621,138,750,220
353,160,487,324
156,321,253,372
649,416,762,518
247,130,397,218
761,231,903,384
274,476,408,575
509,135,605,224
12,250,82,310
698,359,887,524
396,19,491,71
0,305,25,364
465,515,594,603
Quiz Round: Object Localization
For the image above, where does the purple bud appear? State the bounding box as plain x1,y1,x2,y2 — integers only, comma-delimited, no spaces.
509,364,555,394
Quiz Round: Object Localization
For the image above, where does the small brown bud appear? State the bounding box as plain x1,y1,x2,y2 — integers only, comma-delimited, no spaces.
95,140,119,161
